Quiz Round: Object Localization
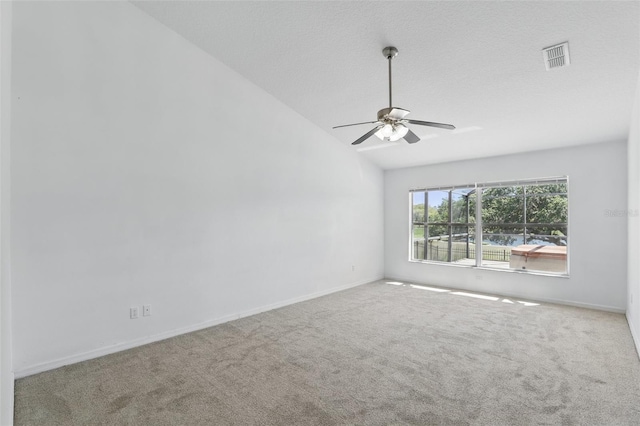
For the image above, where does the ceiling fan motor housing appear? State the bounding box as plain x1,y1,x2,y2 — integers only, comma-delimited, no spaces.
377,107,410,122
382,46,399,59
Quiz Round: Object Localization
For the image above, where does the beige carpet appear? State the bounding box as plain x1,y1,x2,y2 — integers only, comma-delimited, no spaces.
14,280,640,425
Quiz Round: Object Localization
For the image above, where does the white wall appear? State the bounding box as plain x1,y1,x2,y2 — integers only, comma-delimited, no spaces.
1,1,14,424
11,1,383,376
627,73,640,356
385,141,628,311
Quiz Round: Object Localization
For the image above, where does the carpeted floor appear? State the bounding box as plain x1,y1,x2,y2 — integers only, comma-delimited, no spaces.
14,280,640,425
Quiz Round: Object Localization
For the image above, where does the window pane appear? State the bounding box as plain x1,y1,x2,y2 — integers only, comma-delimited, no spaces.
482,226,524,245
428,190,449,223
426,227,449,262
411,192,426,261
411,224,425,260
481,243,514,263
451,188,475,223
482,227,524,264
525,194,568,224
482,187,524,224
427,224,448,240
525,224,568,246
412,192,425,222
480,181,568,273
467,192,477,224
451,226,475,264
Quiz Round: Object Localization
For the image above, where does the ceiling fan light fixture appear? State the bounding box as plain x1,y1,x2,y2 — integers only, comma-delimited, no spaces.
375,123,409,141
389,124,409,141
397,123,409,137
375,124,391,140
381,124,394,137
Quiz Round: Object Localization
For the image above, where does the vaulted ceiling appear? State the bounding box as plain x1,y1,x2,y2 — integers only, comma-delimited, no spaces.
133,1,640,170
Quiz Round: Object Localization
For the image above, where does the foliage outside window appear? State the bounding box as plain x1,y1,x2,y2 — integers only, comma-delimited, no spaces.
411,178,568,275
412,188,476,263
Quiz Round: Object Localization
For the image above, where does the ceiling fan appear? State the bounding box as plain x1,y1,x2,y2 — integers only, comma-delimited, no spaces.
333,46,455,145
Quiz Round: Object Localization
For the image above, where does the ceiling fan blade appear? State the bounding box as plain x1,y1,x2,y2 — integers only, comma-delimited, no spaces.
352,126,382,145
406,119,456,130
403,129,420,144
333,121,379,129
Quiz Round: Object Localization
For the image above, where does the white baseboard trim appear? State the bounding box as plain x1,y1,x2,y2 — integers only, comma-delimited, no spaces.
383,277,626,313
627,314,640,361
14,277,382,379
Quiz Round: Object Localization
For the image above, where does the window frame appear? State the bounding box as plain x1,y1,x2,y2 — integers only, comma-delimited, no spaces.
409,176,569,277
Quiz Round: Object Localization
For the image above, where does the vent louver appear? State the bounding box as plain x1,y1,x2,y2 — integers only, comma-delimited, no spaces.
543,42,570,70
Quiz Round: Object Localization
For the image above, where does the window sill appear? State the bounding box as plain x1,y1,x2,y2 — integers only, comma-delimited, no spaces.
407,259,570,278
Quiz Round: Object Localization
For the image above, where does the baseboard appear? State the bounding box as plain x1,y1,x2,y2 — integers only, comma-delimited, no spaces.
627,314,640,360
382,277,626,314
14,276,382,379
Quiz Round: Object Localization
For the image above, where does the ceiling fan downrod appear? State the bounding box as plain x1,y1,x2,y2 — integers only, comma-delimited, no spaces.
383,46,399,109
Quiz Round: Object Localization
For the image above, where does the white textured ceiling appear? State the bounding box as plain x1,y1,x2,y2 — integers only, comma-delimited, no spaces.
132,1,640,170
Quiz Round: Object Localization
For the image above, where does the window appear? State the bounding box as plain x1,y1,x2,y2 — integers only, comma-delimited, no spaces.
412,187,476,263
411,177,568,275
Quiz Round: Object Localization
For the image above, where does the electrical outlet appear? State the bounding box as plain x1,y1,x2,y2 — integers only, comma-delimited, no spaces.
352,265,355,272
130,307,139,319
143,304,151,317
632,294,634,304
476,275,483,281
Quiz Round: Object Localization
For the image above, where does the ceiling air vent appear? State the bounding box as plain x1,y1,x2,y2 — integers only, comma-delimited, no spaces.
542,42,570,70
